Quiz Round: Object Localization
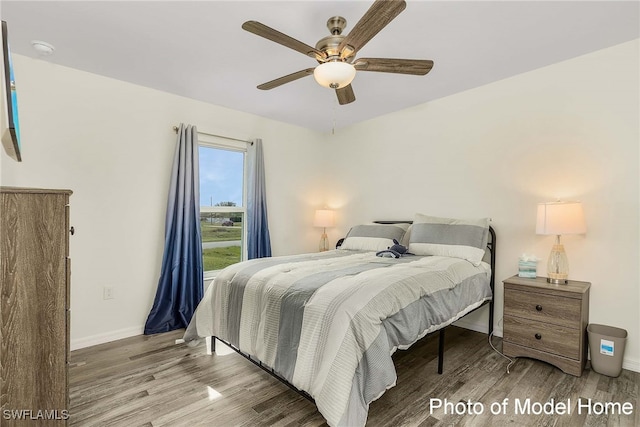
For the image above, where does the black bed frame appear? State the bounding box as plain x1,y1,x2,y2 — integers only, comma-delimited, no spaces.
209,224,496,403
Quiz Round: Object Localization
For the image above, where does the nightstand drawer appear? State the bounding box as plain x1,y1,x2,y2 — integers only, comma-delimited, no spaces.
504,288,581,329
503,316,580,360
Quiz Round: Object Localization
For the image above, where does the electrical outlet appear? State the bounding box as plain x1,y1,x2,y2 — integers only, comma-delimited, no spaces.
103,286,114,300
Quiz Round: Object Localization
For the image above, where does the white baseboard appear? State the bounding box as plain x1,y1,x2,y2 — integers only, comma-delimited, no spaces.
621,357,640,373
453,317,502,336
70,326,144,351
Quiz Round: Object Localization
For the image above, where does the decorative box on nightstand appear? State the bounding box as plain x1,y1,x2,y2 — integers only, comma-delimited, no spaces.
502,275,590,376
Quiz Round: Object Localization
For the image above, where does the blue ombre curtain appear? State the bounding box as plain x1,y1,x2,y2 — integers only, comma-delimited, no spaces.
144,124,204,334
247,138,272,259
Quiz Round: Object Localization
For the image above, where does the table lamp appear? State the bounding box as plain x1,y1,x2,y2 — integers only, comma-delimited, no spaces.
314,209,335,252
536,201,586,284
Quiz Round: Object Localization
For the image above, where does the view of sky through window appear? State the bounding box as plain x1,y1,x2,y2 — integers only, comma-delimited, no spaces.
199,146,244,207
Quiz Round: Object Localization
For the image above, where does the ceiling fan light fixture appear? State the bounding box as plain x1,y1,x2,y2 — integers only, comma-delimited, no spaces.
313,62,356,89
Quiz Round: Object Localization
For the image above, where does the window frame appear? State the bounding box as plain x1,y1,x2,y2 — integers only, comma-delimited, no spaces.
198,137,248,279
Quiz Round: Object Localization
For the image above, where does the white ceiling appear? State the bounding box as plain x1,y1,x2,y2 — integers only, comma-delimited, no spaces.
2,1,638,133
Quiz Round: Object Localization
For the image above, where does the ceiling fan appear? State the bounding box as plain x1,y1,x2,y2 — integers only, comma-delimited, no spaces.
242,0,434,105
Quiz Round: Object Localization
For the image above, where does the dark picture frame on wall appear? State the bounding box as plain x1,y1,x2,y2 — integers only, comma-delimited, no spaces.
2,20,22,162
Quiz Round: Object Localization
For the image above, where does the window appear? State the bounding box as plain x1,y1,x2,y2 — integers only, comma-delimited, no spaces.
199,142,246,276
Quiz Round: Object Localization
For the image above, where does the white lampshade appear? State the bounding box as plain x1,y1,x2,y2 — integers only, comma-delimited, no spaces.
313,209,335,228
536,201,586,236
313,62,356,89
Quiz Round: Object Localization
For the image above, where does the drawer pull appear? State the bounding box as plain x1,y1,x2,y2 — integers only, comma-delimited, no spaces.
70,226,75,236
536,305,543,311
535,333,542,340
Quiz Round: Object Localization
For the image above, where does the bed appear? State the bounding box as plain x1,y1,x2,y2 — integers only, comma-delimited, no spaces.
184,215,495,427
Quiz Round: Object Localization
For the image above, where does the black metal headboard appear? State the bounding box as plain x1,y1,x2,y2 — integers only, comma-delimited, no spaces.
487,225,496,334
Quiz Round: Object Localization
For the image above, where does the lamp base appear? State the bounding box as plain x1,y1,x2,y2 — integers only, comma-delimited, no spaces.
546,242,570,285
319,232,329,252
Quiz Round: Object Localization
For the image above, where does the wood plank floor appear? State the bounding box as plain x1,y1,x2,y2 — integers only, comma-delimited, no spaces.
69,327,639,426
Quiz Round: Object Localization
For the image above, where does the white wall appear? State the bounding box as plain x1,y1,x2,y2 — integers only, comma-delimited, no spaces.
0,56,327,348
2,39,638,372
324,40,639,371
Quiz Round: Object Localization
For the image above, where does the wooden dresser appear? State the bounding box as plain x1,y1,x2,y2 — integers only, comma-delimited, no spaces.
502,275,590,377
1,187,72,425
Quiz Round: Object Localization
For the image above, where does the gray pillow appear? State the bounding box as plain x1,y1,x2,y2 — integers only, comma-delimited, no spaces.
409,214,489,265
341,223,409,251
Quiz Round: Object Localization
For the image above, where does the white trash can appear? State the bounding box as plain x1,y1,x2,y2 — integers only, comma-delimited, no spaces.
587,324,627,377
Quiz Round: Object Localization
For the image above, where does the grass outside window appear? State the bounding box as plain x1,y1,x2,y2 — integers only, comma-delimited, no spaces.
201,223,242,242
201,221,243,271
203,246,241,271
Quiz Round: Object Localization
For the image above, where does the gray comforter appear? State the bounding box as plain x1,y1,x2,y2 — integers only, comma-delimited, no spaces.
184,250,492,426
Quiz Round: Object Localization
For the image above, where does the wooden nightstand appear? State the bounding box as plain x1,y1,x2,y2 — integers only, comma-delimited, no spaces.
502,275,590,376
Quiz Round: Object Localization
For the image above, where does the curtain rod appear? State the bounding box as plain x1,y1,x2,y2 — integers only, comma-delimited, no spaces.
172,126,253,145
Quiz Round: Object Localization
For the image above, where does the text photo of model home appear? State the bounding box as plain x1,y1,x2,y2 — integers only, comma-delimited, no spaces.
0,1,637,426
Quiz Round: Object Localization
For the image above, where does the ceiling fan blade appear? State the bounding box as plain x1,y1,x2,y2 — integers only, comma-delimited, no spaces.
257,68,315,90
338,0,406,59
242,21,326,61
354,58,434,75
336,84,356,105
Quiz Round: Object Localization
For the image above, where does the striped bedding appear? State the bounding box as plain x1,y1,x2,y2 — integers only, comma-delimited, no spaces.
184,250,492,426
